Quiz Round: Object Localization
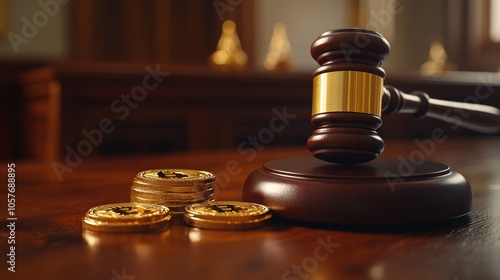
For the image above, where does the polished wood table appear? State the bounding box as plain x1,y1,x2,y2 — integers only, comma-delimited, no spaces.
2,138,500,280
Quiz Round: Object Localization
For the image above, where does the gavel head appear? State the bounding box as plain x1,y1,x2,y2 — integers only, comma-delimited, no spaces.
307,28,390,164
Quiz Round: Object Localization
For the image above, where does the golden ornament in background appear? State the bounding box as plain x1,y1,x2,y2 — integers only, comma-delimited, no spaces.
420,41,457,76
264,23,292,71
209,20,248,70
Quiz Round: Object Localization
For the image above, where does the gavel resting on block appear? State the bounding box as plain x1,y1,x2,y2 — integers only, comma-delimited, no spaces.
242,28,500,226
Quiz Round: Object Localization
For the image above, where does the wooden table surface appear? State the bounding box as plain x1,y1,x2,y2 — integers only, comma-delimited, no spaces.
1,137,500,280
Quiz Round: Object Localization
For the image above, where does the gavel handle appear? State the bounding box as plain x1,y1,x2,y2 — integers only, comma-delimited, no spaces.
382,85,500,134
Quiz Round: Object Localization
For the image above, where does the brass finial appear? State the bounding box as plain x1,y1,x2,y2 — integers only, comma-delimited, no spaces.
420,41,456,76
264,23,292,71
209,20,248,70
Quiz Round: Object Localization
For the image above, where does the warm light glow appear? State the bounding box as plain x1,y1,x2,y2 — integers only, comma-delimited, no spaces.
82,230,100,248
264,23,292,71
369,263,385,279
209,20,248,70
420,41,448,76
429,42,447,62
187,228,202,243
134,243,153,259
491,0,500,42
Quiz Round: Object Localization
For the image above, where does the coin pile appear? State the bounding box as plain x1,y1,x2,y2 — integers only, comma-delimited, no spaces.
130,169,215,217
184,201,272,230
82,202,172,233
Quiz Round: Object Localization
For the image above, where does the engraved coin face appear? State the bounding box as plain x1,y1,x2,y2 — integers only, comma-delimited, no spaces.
86,202,170,222
183,200,272,230
185,201,269,220
135,169,215,186
82,203,172,233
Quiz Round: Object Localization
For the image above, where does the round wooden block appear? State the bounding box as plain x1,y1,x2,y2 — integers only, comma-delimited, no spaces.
242,156,472,225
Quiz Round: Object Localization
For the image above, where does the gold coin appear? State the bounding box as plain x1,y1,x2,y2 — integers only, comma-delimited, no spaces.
82,216,172,233
184,213,272,230
130,187,214,200
132,179,214,193
84,202,170,222
134,169,215,187
82,202,171,233
184,201,270,222
131,194,215,206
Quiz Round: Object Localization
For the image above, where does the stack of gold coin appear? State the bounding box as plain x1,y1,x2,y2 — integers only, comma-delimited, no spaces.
82,202,172,233
130,169,215,217
184,201,272,230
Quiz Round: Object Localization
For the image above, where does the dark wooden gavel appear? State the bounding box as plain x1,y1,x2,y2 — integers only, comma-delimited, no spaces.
307,28,500,164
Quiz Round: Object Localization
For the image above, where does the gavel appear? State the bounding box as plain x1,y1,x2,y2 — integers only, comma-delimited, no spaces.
243,28,485,225
307,28,500,164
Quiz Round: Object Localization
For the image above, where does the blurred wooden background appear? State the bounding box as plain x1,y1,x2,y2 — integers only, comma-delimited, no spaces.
1,0,500,161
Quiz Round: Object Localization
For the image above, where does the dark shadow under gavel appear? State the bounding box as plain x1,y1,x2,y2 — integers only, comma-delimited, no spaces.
243,28,500,226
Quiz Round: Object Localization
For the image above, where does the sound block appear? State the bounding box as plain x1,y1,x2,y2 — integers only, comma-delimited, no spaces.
242,156,472,225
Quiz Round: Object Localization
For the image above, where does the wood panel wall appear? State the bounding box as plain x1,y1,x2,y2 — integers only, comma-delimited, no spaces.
53,62,500,158
4,60,500,160
55,62,312,156
70,0,255,65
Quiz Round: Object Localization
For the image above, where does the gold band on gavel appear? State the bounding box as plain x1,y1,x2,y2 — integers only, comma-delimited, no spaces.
312,71,384,116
